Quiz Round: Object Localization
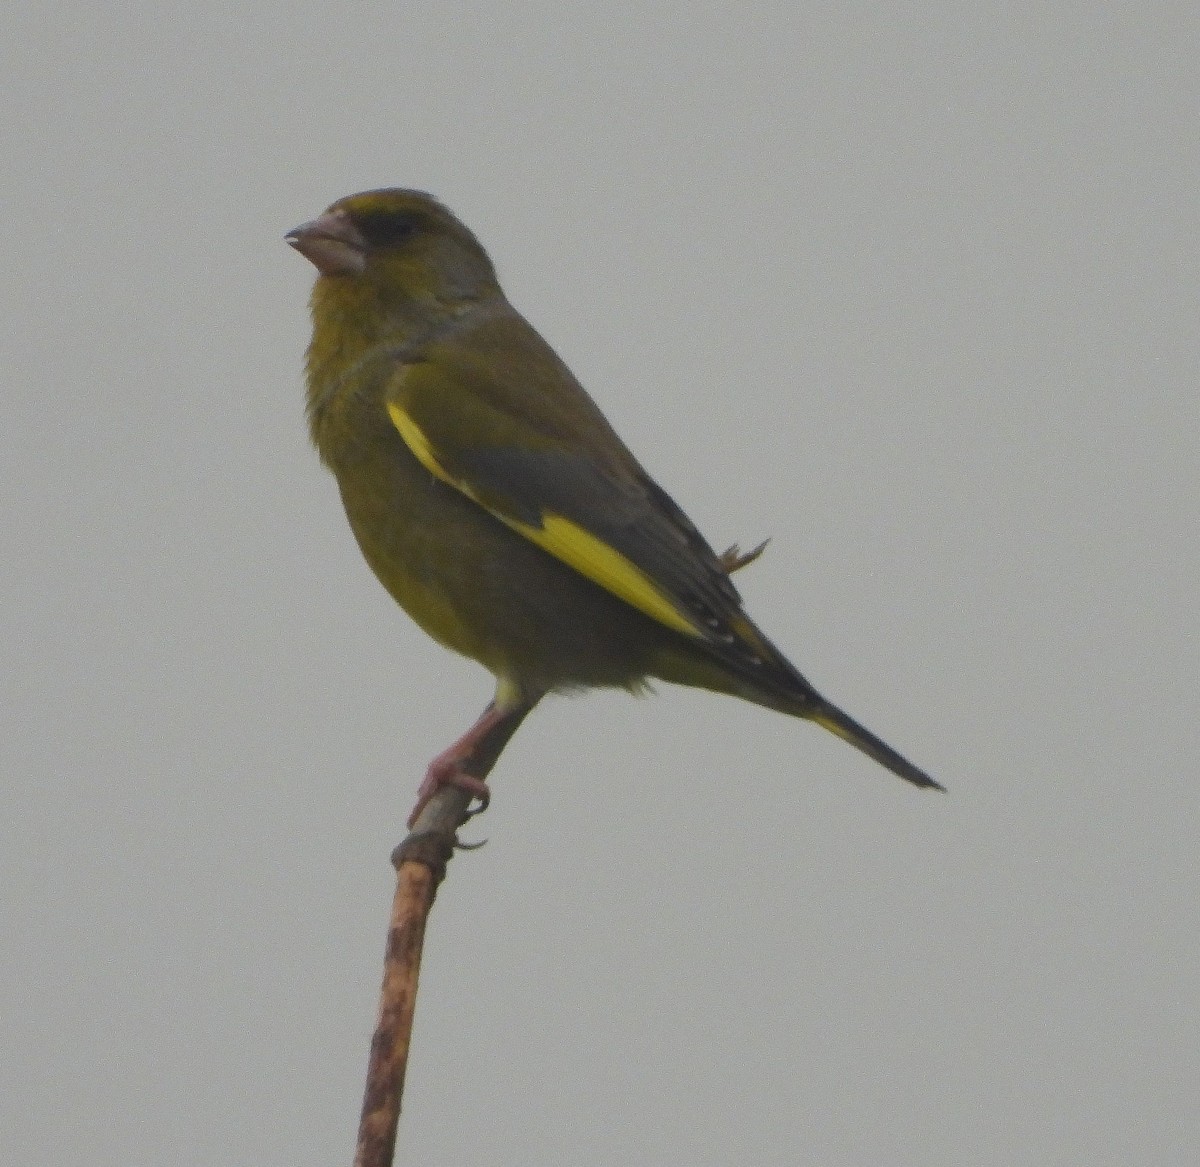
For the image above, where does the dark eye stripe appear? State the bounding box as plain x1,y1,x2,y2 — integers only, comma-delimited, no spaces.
356,211,420,248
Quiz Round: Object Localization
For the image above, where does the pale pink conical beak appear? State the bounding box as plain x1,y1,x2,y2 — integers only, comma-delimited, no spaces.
285,210,368,276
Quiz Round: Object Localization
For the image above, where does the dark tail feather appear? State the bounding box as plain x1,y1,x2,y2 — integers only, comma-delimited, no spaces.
808,699,944,791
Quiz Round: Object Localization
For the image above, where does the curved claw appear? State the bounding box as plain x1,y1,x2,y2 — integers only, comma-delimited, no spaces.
718,538,770,574
462,786,491,820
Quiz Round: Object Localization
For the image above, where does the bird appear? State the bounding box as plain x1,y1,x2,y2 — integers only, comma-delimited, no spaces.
286,189,942,826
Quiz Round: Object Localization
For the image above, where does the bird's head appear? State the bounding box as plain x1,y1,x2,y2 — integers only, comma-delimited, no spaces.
287,189,499,317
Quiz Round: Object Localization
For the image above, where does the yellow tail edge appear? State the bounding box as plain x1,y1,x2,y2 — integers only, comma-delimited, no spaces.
810,701,944,791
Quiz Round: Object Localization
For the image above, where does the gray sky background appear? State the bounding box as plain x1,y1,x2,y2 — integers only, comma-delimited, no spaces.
4,4,1196,1165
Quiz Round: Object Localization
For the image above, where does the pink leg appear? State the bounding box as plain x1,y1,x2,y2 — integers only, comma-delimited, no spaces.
407,701,513,828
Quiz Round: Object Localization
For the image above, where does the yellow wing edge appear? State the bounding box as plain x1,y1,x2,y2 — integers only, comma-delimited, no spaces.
387,401,703,640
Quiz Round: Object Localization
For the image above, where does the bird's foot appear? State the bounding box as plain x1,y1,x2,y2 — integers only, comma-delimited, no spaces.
406,696,540,829
718,538,769,574
407,756,491,828
406,702,513,828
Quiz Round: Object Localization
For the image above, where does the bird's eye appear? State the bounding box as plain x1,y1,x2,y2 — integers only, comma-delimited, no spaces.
357,211,420,249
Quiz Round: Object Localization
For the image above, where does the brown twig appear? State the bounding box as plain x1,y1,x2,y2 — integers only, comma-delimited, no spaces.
352,706,532,1167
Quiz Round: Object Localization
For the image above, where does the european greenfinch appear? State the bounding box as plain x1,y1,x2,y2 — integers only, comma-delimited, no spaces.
286,189,941,825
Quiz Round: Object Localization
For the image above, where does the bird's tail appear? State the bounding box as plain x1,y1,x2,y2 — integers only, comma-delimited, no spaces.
663,607,943,792
807,698,943,791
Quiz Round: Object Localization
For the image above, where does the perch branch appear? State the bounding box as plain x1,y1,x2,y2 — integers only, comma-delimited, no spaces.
352,706,531,1167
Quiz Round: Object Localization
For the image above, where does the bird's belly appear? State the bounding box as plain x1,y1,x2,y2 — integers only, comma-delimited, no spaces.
335,440,660,696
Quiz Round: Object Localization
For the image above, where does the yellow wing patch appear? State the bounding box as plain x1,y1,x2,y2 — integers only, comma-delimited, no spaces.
507,512,701,637
388,401,457,488
387,401,703,639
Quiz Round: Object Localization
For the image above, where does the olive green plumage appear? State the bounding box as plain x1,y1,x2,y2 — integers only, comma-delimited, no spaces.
287,189,940,807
